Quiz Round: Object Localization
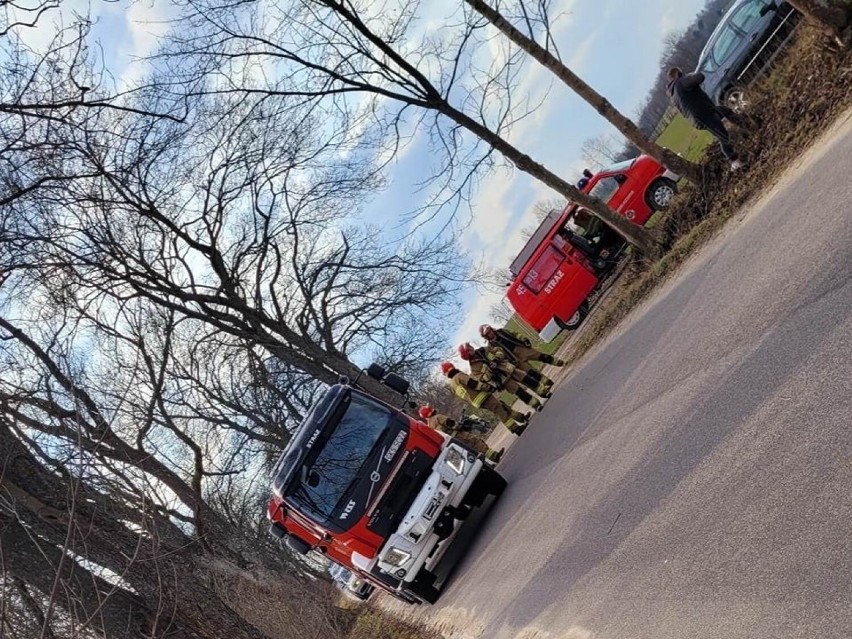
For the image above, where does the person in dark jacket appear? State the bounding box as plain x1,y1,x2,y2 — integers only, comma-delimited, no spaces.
666,67,747,171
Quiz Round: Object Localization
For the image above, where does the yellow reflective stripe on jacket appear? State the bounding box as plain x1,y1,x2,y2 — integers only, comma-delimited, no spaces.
471,391,488,408
453,381,488,407
452,383,470,402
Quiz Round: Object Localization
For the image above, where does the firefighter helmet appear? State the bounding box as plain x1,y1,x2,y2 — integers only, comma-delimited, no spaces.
418,406,435,419
440,361,455,376
458,342,474,360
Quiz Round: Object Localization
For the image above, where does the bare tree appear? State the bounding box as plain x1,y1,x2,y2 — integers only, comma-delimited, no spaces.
489,297,515,325
464,0,702,182
581,133,621,170
787,0,849,44
2,78,465,403
0,5,453,637
160,0,658,252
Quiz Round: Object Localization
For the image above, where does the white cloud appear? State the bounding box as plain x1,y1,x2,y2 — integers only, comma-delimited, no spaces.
118,0,174,90
445,0,712,352
449,4,603,345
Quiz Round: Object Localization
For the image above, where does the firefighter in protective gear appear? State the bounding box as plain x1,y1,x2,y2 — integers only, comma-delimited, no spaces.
418,406,504,464
440,362,528,435
458,343,497,386
479,324,567,369
483,344,553,401
459,343,544,411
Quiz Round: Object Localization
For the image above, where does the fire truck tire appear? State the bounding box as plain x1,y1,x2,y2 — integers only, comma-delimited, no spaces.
463,466,507,508
397,591,422,605
481,465,507,497
556,303,589,331
645,178,678,211
286,535,311,555
407,570,440,604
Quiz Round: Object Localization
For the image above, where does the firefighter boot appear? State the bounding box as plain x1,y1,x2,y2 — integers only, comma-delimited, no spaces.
521,371,553,398
515,387,543,412
510,422,528,436
485,448,504,464
539,354,567,367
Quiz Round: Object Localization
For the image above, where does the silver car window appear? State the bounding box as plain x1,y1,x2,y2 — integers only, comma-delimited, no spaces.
732,0,770,31
710,25,742,69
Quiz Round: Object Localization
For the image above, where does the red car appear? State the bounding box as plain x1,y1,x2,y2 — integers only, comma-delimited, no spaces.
507,156,678,340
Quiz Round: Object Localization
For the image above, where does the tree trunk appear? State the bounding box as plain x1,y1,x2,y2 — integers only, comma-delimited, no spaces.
318,0,658,251
265,341,408,408
0,516,155,639
466,0,702,182
787,0,849,42
434,99,659,253
0,422,271,639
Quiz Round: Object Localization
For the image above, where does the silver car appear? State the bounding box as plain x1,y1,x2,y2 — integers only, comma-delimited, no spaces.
697,0,800,111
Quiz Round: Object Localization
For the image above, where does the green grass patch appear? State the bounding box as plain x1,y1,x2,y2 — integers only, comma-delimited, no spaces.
655,113,713,161
503,314,565,355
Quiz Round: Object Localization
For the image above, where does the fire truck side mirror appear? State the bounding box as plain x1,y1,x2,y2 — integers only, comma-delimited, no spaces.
366,363,387,380
365,363,411,396
383,372,410,396
338,375,350,385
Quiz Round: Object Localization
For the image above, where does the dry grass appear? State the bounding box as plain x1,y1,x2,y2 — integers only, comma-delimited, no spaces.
347,610,440,639
209,562,357,639
564,25,852,365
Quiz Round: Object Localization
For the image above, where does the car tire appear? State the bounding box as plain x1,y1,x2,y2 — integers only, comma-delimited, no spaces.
723,85,750,114
555,303,589,331
645,177,678,212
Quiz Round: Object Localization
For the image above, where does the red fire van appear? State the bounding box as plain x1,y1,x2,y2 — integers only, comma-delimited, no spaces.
507,156,677,340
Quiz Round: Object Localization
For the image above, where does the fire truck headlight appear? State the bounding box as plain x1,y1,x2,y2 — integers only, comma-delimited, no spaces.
445,448,465,474
384,547,412,567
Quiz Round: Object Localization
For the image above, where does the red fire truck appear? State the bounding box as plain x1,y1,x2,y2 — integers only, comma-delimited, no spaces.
507,156,678,340
267,366,506,604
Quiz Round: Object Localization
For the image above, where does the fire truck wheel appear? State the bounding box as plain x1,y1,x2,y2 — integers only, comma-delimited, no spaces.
482,466,506,497
286,535,311,555
407,570,440,604
556,302,589,331
481,465,507,497
463,465,505,508
645,178,678,211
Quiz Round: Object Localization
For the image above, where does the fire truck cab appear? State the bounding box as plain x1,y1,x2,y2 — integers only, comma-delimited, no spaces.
267,370,506,604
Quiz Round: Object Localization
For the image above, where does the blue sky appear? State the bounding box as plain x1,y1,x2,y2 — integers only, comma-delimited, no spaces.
14,0,711,358
360,0,712,352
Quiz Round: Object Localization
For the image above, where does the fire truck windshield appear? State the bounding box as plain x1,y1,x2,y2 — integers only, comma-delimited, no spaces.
289,392,394,525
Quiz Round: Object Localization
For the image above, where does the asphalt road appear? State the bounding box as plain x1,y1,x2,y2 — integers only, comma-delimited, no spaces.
398,115,852,639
